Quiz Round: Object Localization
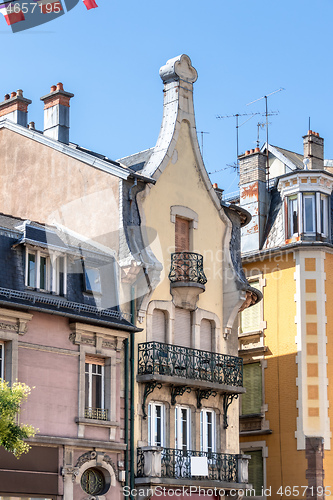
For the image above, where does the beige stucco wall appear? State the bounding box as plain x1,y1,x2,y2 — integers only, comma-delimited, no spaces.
0,128,120,249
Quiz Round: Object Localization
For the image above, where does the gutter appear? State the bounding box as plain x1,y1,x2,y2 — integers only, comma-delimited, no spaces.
242,240,333,263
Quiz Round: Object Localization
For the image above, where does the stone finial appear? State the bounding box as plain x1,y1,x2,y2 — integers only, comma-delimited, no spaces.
159,54,198,84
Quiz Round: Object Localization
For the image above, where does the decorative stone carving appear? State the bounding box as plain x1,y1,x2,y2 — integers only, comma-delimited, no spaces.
159,54,198,84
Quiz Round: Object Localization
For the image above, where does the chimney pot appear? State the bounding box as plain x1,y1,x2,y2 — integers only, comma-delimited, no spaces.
308,130,313,135
28,121,35,130
16,89,23,97
245,150,250,155
250,149,255,154
10,92,16,98
50,85,57,92
57,82,64,91
255,147,260,152
213,183,218,188
4,94,9,101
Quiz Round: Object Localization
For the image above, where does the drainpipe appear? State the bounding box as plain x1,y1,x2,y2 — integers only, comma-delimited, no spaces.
130,286,136,497
124,337,129,490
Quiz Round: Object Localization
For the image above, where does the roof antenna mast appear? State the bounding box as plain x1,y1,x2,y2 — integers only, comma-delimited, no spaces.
247,88,285,186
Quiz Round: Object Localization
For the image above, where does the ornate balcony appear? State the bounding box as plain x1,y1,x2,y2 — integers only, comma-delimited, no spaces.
168,252,207,309
138,341,243,388
84,407,108,421
136,447,250,486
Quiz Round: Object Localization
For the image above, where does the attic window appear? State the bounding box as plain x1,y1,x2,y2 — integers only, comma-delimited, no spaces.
303,194,316,234
287,195,298,238
25,248,66,295
84,266,102,294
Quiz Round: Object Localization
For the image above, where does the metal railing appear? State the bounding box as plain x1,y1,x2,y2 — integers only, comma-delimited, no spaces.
84,407,108,421
137,448,240,482
168,252,207,285
138,342,243,387
0,286,131,321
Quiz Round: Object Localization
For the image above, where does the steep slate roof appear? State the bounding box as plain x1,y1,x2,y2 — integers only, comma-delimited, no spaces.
118,148,154,172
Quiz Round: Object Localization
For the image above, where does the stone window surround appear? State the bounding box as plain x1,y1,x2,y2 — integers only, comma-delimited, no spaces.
0,308,33,385
70,323,127,441
240,440,268,499
146,300,221,352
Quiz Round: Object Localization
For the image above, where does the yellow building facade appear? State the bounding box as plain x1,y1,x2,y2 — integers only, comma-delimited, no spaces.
236,135,333,500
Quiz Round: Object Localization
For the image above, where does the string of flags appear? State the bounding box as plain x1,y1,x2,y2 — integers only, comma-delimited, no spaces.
0,0,97,26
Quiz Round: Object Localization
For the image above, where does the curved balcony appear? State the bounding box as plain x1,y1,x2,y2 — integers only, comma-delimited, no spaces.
168,252,207,309
137,341,243,390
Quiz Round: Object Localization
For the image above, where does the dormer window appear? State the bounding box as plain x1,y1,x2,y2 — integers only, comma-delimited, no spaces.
84,266,102,294
287,195,298,238
320,194,329,236
25,248,66,295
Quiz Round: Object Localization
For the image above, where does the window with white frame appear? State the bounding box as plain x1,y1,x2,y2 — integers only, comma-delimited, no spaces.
25,249,66,295
175,406,191,452
320,194,329,236
85,357,106,420
84,266,102,294
0,342,4,380
148,402,165,447
287,195,298,238
303,193,316,234
200,409,216,453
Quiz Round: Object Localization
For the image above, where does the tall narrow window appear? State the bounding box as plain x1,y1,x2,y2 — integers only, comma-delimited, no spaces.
0,342,4,380
175,406,191,452
175,217,190,252
240,281,261,334
200,319,212,352
287,195,298,237
174,308,191,347
247,450,264,496
303,194,316,233
320,194,329,236
148,402,165,447
85,266,102,294
57,256,65,296
200,409,216,453
26,249,51,290
39,256,48,290
152,309,166,344
242,363,262,415
85,357,106,420
27,252,36,288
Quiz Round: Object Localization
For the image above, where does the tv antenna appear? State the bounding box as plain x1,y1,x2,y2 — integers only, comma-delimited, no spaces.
247,88,285,183
216,112,260,173
198,131,210,160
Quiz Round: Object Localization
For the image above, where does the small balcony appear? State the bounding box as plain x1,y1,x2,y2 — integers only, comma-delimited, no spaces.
136,447,250,487
84,407,108,421
137,341,243,393
168,252,207,309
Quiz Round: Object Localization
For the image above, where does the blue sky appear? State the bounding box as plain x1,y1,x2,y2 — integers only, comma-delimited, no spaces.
1,0,332,195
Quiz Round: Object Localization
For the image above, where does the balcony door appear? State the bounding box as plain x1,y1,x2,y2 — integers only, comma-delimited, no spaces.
175,406,191,452
175,216,189,252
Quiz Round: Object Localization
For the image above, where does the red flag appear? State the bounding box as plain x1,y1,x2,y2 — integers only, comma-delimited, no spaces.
83,0,97,9
0,2,25,24
35,0,62,13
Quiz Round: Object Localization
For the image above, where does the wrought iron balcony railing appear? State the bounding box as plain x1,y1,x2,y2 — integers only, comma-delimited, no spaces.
137,448,242,483
168,252,207,285
84,407,108,421
138,342,243,387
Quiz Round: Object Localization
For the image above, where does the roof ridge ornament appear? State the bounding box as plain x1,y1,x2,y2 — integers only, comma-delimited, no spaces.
159,54,198,84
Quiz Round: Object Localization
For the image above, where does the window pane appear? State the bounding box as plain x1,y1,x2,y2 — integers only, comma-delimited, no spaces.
40,256,47,289
155,405,162,446
288,197,298,237
28,253,36,287
242,363,262,415
85,267,102,293
85,370,89,408
207,412,212,452
92,372,102,408
320,195,328,236
58,256,64,296
304,196,315,233
181,408,188,451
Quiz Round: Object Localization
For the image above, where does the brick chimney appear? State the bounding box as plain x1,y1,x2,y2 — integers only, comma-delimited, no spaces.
239,148,269,253
40,83,74,144
0,90,32,127
303,130,324,170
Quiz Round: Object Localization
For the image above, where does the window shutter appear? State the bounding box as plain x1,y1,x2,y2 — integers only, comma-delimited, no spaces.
152,309,166,343
240,281,261,333
242,363,262,414
174,308,191,347
248,450,264,496
200,319,212,352
175,217,189,252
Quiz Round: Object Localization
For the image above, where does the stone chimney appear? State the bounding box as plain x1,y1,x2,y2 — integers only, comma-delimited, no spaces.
303,130,324,170
0,90,32,127
40,83,74,144
239,148,269,253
